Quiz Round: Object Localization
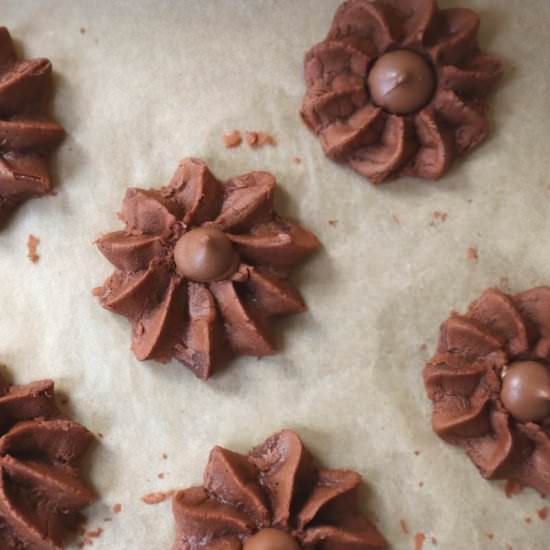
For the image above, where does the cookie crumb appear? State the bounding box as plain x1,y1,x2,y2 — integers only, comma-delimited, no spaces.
418,481,424,487
432,211,448,224
112,503,122,514
392,214,400,224
223,130,242,148
414,450,421,456
505,480,523,498
414,532,426,550
399,518,409,534
538,507,548,520
27,234,40,263
525,517,532,524
80,27,86,34
142,491,175,505
86,528,103,538
292,157,302,164
328,219,338,227
431,536,437,545
244,131,276,148
97,433,104,439
162,453,168,460
467,247,478,264
158,473,165,479
485,533,494,540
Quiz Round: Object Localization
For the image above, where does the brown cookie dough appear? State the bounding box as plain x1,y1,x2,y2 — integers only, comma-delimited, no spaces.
94,158,320,380
0,27,65,228
0,372,96,548
171,430,386,550
301,0,503,183
424,287,550,495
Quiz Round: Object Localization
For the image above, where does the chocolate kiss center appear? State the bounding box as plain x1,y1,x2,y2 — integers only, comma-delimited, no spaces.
501,361,550,423
243,529,300,550
173,227,239,283
367,49,435,115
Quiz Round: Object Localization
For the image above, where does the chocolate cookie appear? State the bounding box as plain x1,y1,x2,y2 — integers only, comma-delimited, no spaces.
172,430,386,549
301,0,503,183
0,372,96,548
424,287,550,495
0,27,65,228
94,158,320,380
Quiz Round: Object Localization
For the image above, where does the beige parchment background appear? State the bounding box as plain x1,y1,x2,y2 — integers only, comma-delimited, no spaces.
1,1,550,548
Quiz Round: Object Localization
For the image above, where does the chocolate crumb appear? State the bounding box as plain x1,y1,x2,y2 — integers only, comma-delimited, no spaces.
86,528,103,538
505,480,523,498
538,507,548,520
431,536,437,545
467,247,478,264
158,473,165,479
414,450,421,456
431,211,448,225
399,518,409,534
80,27,86,34
418,482,424,487
142,491,175,505
414,532,426,550
328,219,338,227
162,453,168,460
223,130,242,149
525,517,532,524
27,234,40,263
112,503,122,514
244,131,276,148
97,433,104,439
292,157,302,164
486,533,494,540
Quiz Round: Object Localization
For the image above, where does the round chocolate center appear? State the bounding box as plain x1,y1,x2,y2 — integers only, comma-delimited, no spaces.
367,49,435,115
173,227,239,283
243,529,300,550
501,361,550,423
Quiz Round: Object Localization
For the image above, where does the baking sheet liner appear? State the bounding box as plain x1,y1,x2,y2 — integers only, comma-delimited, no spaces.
1,0,550,548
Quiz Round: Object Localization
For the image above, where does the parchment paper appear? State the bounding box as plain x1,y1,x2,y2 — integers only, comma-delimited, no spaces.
1,1,550,548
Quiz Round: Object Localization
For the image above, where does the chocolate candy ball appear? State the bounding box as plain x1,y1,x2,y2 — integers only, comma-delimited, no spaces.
173,227,239,283
367,49,435,115
501,361,550,423
243,529,300,550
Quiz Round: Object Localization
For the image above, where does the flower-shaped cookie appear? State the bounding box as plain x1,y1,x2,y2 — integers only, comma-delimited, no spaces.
424,287,550,495
0,27,65,227
0,373,96,548
95,158,319,380
172,430,386,550
301,0,503,183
